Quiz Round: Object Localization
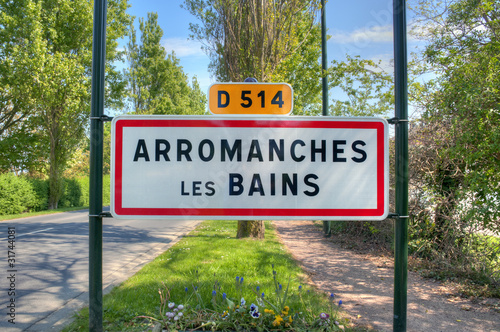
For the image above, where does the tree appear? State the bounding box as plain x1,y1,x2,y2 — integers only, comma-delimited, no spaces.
416,0,500,233
0,0,47,173
328,55,394,117
183,0,322,114
126,12,207,115
0,0,131,208
184,0,321,238
400,0,500,282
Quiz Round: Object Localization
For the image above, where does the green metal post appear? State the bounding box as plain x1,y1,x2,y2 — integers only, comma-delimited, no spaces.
89,0,107,331
393,0,409,331
321,0,331,237
321,0,328,115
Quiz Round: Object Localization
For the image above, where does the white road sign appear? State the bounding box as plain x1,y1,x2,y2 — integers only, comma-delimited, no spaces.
111,115,389,220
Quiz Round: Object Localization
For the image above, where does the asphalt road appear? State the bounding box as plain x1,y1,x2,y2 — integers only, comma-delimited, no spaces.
0,210,202,331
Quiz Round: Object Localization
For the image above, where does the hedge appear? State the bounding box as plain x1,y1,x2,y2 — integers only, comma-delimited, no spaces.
0,173,37,215
0,174,110,215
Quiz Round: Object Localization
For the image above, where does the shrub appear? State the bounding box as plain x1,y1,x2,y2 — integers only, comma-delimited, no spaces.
59,178,82,208
103,174,110,206
77,176,90,207
0,174,109,216
28,178,49,211
0,173,37,215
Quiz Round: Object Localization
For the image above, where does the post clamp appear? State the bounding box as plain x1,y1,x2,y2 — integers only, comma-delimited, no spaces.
89,212,113,218
387,117,409,125
90,114,114,122
387,213,409,219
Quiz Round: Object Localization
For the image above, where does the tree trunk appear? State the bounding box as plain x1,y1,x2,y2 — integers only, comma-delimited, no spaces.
48,115,62,210
236,220,265,239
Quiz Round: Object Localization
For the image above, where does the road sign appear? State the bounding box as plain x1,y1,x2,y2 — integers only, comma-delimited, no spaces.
111,115,389,220
208,83,293,115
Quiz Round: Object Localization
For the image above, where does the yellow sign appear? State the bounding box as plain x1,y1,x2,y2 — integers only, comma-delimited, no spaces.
208,83,293,115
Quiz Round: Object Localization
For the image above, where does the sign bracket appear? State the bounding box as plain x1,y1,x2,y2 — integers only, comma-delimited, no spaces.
90,114,114,122
387,213,409,219
89,212,113,218
387,117,409,125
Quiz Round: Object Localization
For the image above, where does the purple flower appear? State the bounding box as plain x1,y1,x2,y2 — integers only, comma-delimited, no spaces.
184,287,188,293
240,277,244,284
338,300,343,307
236,276,240,282
320,312,330,320
330,293,335,299
250,303,258,312
212,290,217,297
261,292,265,298
251,310,261,318
256,286,260,292
222,292,227,300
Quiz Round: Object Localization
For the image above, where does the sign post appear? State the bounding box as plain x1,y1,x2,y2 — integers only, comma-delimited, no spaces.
321,0,331,237
89,0,106,331
393,0,409,331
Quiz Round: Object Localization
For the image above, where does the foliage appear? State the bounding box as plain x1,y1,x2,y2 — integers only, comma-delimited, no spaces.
0,174,110,216
183,0,322,114
329,55,394,117
268,19,323,115
126,12,207,115
412,0,500,231
141,268,345,331
29,177,49,211
404,0,500,286
0,0,131,208
0,173,37,215
64,122,113,177
0,0,49,173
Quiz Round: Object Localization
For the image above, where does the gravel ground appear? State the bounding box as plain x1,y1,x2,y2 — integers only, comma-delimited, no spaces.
273,220,500,332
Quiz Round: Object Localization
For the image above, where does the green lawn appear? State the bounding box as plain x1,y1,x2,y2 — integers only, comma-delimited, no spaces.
64,220,365,331
0,206,88,221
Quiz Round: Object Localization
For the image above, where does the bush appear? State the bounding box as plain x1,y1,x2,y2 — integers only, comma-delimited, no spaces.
103,174,110,206
29,178,49,211
0,173,37,215
59,175,110,208
0,174,111,216
59,178,83,208
77,176,90,207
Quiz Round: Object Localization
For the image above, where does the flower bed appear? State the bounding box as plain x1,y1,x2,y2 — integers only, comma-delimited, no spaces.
136,266,346,331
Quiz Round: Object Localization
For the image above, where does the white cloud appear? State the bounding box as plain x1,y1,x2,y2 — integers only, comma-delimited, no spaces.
330,25,394,45
162,37,206,57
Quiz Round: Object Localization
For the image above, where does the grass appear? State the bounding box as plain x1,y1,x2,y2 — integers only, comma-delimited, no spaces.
0,206,89,221
64,220,367,331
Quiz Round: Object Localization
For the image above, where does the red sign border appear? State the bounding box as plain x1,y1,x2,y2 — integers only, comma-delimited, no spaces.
111,117,388,220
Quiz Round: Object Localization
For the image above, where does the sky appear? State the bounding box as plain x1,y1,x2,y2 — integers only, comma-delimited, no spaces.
123,0,413,94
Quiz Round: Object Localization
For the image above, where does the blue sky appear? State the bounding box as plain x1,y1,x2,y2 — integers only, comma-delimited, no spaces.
124,0,406,93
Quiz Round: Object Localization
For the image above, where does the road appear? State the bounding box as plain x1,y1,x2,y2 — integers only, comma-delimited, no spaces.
0,210,201,331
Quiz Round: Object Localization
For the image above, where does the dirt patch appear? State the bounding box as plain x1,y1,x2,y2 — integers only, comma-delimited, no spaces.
273,220,500,332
